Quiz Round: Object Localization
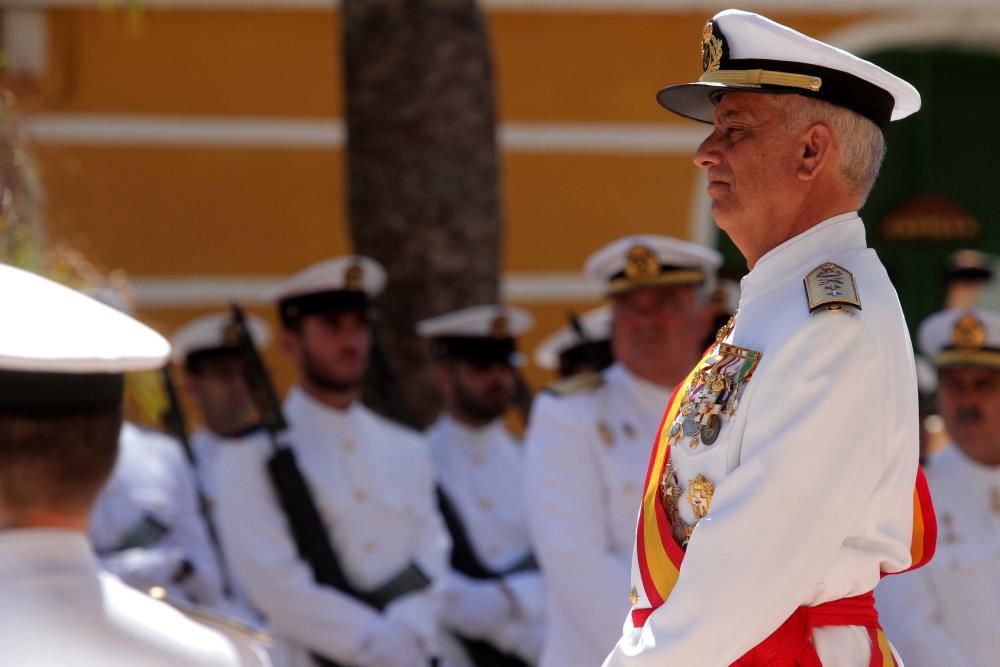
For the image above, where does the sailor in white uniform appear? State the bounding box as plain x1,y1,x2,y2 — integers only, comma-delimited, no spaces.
0,262,270,667
212,256,451,667
603,10,934,666
418,305,546,666
877,308,1000,667
524,235,720,667
90,421,225,607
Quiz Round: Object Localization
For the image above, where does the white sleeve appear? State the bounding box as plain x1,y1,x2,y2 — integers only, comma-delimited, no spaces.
605,313,902,666
212,438,384,664
875,569,975,667
525,393,631,654
166,447,225,607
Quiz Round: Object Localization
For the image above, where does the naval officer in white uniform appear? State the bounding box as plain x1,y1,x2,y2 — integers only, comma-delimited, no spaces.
877,308,1000,667
533,305,614,380
524,235,719,667
419,305,546,666
0,262,270,667
603,10,935,666
212,256,451,667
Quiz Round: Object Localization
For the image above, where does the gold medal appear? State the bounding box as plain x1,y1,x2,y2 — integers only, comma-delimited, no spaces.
687,474,715,520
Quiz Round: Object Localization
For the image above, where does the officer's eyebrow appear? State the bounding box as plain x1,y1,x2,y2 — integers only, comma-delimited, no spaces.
716,109,757,126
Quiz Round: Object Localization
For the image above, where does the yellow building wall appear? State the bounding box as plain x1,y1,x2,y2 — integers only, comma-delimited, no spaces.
24,6,871,397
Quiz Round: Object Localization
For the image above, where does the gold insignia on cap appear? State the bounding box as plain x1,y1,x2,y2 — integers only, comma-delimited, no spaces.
624,245,661,282
804,263,861,313
701,21,724,73
344,264,364,292
952,314,986,350
491,314,509,339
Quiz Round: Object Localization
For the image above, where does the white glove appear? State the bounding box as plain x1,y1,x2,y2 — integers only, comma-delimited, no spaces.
441,573,511,641
355,616,425,667
495,620,545,664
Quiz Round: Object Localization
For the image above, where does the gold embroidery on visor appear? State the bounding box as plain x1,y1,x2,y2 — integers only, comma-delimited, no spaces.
699,69,822,92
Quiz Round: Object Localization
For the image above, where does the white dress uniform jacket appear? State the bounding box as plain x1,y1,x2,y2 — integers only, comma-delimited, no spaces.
213,387,451,667
429,415,546,662
0,529,270,667
876,445,1000,667
605,213,918,666
91,422,224,607
524,363,671,667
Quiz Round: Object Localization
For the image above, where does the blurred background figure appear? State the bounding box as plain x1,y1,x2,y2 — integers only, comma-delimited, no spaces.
0,262,270,666
943,250,994,311
524,235,718,667
212,256,450,667
877,308,1000,667
419,304,546,666
533,306,614,380
170,311,273,625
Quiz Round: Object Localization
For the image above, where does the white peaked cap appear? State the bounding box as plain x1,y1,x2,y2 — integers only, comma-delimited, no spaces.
267,256,387,303
534,305,612,371
656,9,920,129
585,234,721,296
170,312,271,364
918,308,1000,370
0,263,169,374
417,304,534,339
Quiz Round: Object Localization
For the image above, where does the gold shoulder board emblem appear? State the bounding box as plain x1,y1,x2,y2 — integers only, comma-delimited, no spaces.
804,263,861,313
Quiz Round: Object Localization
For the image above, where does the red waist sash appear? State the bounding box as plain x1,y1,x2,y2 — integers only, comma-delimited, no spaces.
632,591,896,667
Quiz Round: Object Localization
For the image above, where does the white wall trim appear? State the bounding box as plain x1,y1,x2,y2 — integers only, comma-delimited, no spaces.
131,271,600,306
6,0,1000,12
23,113,708,153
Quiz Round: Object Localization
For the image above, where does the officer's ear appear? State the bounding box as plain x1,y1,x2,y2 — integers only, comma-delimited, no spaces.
797,122,834,183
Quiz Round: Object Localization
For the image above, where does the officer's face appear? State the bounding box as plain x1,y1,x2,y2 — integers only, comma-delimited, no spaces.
284,310,371,393
440,360,516,425
693,93,811,263
611,285,708,386
938,366,1000,465
186,356,257,435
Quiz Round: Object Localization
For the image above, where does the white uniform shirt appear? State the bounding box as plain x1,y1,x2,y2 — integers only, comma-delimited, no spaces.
0,529,269,667
428,415,546,658
877,445,1000,667
524,363,671,667
212,387,451,667
191,427,224,505
91,422,224,607
605,214,919,666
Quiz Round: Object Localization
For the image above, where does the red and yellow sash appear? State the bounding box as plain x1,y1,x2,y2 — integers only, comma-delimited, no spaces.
631,349,938,665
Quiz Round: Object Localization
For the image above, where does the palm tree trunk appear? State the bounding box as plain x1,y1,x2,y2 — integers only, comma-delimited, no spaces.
342,0,503,427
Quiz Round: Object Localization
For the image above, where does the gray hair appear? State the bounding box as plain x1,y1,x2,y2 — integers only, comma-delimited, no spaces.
777,95,886,203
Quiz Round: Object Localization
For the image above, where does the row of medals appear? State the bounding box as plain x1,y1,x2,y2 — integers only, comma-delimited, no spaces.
659,315,742,548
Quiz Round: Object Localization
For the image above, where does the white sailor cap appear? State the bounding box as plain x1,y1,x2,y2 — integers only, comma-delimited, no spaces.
171,312,271,368
919,308,1000,371
267,256,387,328
417,305,533,365
657,9,921,131
534,306,612,372
0,263,170,411
585,235,721,297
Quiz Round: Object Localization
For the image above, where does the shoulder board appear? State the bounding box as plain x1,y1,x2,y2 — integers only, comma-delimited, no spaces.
803,262,861,314
147,587,272,646
545,371,604,397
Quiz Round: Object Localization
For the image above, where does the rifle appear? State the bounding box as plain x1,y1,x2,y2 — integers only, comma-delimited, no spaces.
228,303,431,667
160,364,230,595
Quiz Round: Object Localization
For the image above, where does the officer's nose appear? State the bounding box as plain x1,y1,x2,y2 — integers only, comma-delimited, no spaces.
693,130,723,169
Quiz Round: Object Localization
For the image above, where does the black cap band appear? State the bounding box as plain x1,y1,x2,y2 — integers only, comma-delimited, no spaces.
279,290,370,328
0,370,124,413
184,346,243,372
431,337,517,366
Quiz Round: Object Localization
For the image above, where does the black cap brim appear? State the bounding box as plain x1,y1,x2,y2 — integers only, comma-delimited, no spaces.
656,81,801,124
